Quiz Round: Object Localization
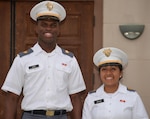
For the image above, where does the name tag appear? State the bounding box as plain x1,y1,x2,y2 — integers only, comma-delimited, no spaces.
29,64,39,69
94,99,104,104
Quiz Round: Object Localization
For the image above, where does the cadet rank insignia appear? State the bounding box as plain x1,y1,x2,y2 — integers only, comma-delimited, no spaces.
62,48,74,58
19,49,33,57
127,88,135,92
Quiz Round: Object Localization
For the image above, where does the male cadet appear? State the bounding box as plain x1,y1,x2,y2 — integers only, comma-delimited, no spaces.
1,1,86,119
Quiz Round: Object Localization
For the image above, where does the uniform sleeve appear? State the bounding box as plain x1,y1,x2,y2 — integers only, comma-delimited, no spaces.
82,96,92,119
132,92,149,119
68,57,86,94
1,55,24,95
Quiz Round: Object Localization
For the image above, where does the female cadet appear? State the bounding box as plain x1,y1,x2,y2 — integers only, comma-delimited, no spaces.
82,47,149,119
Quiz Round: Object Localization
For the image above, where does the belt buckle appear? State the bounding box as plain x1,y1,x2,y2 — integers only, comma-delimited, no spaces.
46,110,54,116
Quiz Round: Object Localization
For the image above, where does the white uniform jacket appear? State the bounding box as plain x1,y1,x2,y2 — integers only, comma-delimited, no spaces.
1,43,86,111
82,83,149,119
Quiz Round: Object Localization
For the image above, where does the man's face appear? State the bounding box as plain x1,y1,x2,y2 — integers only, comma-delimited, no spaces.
36,19,60,44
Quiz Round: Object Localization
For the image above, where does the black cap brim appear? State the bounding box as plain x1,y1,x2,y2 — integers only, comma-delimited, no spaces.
37,15,60,22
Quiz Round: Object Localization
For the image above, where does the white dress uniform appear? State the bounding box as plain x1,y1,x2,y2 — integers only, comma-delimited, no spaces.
1,43,86,111
82,83,149,119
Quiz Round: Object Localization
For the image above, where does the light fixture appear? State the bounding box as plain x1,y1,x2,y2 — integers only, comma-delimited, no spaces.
119,25,145,40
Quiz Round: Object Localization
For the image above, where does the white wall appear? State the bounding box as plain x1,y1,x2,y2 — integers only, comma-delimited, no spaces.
94,0,150,117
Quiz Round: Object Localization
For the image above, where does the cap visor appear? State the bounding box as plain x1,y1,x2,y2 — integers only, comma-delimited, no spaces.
37,15,60,21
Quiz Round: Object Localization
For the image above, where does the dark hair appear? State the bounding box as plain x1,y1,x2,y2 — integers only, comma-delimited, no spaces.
99,62,123,71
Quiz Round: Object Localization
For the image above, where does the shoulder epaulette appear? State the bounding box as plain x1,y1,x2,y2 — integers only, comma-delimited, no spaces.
88,90,96,94
19,49,33,57
61,48,74,58
127,88,136,92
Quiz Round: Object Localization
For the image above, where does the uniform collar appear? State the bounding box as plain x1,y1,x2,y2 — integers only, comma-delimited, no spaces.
32,43,61,55
97,83,127,96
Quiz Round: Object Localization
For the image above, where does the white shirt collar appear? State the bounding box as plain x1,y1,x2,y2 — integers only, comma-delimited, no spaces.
97,83,127,97
32,43,62,55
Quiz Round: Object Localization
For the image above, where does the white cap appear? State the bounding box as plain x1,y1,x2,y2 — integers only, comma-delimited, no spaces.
30,1,66,22
93,47,128,68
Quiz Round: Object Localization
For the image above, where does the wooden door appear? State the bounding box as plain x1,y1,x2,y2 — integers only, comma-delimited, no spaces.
0,1,94,119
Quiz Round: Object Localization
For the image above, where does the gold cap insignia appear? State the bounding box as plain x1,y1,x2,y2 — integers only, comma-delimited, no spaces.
103,48,112,57
46,2,53,11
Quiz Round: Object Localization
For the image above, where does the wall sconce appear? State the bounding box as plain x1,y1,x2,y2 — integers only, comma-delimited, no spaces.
119,25,145,40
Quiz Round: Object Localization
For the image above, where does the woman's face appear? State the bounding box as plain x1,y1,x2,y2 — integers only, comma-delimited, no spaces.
100,65,123,88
